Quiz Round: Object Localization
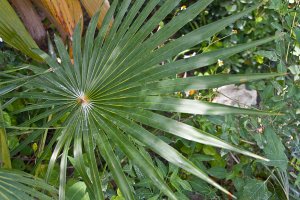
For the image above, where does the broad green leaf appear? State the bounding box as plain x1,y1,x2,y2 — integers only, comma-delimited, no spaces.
173,176,192,192
207,167,227,179
155,158,168,178
203,146,217,156
239,179,272,200
262,127,288,171
189,177,217,197
288,65,300,81
66,182,90,200
255,50,278,61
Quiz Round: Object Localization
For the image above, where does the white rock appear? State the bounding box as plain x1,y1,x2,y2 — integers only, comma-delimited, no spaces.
212,84,257,108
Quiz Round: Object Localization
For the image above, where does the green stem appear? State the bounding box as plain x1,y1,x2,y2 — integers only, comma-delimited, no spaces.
0,103,11,169
37,113,52,158
285,8,298,63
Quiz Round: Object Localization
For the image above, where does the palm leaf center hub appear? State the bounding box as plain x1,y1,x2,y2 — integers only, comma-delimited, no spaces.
77,92,91,108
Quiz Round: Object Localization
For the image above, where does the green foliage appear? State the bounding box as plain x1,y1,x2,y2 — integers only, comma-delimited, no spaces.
0,105,11,169
0,0,299,199
65,182,89,200
262,127,288,171
186,0,300,199
0,169,57,199
238,179,272,200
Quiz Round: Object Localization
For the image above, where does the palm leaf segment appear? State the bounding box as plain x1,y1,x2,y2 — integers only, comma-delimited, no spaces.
5,0,280,199
0,169,57,199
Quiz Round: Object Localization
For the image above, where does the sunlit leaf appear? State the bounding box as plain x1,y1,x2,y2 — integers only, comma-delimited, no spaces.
32,0,83,39
80,0,111,28
66,182,90,200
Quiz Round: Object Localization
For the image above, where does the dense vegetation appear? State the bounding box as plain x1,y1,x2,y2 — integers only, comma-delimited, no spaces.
0,0,299,199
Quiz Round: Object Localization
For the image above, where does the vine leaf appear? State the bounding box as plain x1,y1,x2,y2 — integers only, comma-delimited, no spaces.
262,127,288,171
239,179,272,200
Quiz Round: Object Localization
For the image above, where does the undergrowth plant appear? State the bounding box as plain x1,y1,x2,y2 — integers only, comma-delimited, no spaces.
0,0,285,199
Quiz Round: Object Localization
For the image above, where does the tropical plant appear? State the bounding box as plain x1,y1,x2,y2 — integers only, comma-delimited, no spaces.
0,0,284,199
0,169,58,199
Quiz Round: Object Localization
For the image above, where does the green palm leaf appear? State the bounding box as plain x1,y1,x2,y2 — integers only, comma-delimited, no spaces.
0,103,11,169
2,1,283,199
0,169,57,200
93,124,134,200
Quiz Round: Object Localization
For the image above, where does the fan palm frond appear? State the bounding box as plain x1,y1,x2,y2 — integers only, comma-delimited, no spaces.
2,0,283,199
0,169,57,199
